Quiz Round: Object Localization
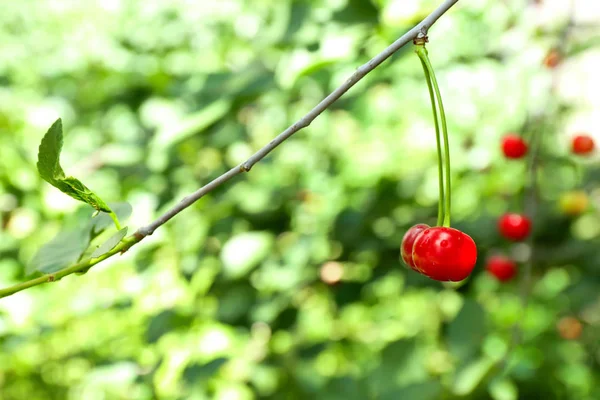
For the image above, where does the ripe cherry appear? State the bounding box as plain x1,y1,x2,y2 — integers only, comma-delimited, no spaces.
401,223,430,271
485,255,517,282
571,134,595,155
498,213,531,241
501,134,528,159
412,227,477,281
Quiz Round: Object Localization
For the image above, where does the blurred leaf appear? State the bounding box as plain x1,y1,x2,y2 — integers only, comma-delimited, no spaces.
216,283,256,324
91,227,128,258
148,99,231,171
452,357,495,396
27,225,91,275
380,381,443,400
183,358,228,386
220,231,274,279
447,299,486,361
322,377,369,400
333,0,379,24
369,339,428,394
145,310,194,344
489,377,518,400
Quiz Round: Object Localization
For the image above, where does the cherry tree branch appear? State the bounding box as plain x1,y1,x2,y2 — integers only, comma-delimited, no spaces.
0,0,460,300
135,0,460,237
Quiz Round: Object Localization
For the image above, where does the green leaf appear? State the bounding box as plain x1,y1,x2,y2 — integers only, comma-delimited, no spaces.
27,225,91,275
28,203,133,275
148,99,231,171
220,231,274,279
37,119,114,214
91,227,128,258
489,378,518,400
368,339,428,395
452,357,495,396
51,176,112,213
183,358,228,386
145,310,194,344
380,381,443,400
36,118,65,183
447,299,487,362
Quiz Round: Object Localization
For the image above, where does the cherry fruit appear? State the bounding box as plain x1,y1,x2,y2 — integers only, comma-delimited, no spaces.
485,255,517,282
412,227,477,281
401,223,430,271
571,134,595,155
501,134,528,159
498,213,531,241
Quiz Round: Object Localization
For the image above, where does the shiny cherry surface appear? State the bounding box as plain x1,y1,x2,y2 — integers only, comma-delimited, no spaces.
498,213,531,241
485,255,517,282
501,135,528,159
572,134,595,155
412,227,477,282
401,223,430,271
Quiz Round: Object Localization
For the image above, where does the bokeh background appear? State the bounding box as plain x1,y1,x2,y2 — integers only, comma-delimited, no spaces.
1,0,600,399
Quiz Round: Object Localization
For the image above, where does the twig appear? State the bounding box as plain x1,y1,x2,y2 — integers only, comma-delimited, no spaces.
0,0,460,299
135,0,459,237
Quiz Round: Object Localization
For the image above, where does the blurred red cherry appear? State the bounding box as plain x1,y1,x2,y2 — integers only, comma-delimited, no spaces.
543,49,561,69
571,134,595,155
498,213,531,241
412,227,477,281
501,134,528,159
485,255,517,282
401,223,430,272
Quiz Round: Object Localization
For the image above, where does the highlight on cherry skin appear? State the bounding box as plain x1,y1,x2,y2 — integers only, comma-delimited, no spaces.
485,255,517,282
401,223,430,272
571,134,595,155
498,213,531,241
409,226,478,282
501,134,528,159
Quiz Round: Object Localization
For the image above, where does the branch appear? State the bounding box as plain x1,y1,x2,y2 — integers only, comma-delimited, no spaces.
0,0,460,300
135,0,459,237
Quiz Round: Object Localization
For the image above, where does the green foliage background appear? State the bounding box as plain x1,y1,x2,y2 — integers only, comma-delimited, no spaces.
1,0,600,399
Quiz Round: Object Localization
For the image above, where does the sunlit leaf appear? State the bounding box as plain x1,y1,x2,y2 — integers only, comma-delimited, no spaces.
37,118,114,214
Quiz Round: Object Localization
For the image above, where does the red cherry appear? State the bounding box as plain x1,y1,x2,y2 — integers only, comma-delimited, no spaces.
498,213,531,241
401,223,430,271
571,134,595,155
485,255,517,282
501,135,528,159
412,227,477,282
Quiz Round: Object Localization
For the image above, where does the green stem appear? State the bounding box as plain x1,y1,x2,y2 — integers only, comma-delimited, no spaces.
416,45,445,226
0,235,140,299
109,211,122,230
420,47,451,227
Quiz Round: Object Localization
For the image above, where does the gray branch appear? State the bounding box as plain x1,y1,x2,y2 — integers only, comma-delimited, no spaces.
135,0,460,237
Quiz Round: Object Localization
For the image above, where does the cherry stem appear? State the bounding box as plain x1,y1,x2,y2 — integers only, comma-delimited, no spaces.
416,48,445,226
416,44,451,227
